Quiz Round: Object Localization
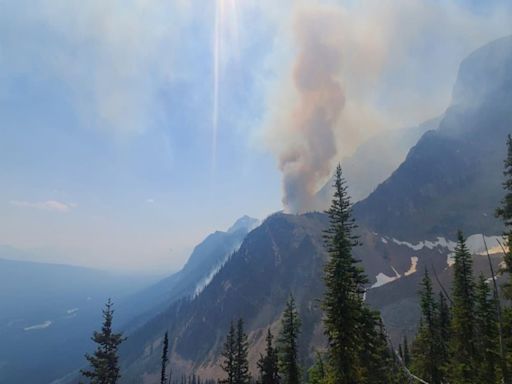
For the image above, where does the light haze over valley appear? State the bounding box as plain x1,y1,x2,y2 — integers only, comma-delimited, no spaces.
2,1,512,384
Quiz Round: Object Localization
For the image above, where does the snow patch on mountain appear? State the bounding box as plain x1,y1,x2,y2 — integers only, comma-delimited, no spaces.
24,320,52,331
391,234,503,267
465,234,504,255
371,267,401,288
404,256,418,276
391,237,457,252
369,234,503,287
447,234,504,266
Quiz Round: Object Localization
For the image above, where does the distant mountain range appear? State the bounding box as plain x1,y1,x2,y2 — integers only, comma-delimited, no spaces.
0,256,156,384
116,215,260,332
0,216,258,384
109,35,512,383
5,35,512,384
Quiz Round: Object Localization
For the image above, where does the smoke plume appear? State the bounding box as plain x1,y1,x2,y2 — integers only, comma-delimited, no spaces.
278,7,345,213
265,1,512,214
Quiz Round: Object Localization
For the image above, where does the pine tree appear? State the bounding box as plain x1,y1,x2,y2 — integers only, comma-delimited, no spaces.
402,336,410,368
220,321,237,384
322,164,368,383
496,133,512,384
257,329,280,384
448,231,477,384
307,352,325,384
411,269,443,384
80,298,125,384
161,332,169,384
497,134,512,292
436,292,450,380
359,311,401,383
277,295,301,384
234,319,250,384
475,274,500,384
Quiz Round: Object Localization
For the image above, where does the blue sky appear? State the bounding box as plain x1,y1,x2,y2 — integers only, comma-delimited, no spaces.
1,0,511,272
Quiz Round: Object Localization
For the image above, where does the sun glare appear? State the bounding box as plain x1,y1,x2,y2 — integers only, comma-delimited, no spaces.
212,0,240,172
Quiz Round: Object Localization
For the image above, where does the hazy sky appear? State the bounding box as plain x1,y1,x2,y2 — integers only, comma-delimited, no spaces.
1,0,511,272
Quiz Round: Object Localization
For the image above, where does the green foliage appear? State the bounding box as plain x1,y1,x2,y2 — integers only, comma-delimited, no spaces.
161,332,170,384
410,270,445,384
220,322,237,384
220,319,250,384
497,133,512,384
402,335,411,368
173,375,215,384
321,164,405,384
448,231,478,384
80,299,125,384
496,134,512,259
235,319,251,384
359,311,403,384
257,329,280,384
278,295,301,384
307,353,325,384
436,292,450,379
475,274,500,384
321,165,368,383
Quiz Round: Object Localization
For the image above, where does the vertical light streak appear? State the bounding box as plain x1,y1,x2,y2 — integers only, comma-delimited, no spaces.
212,0,222,172
211,0,239,173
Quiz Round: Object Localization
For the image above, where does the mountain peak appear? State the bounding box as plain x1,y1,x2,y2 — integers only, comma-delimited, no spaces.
452,35,512,108
354,35,512,240
227,215,260,234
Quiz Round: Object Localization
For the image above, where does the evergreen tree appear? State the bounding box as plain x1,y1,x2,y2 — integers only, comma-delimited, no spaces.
448,231,477,384
307,352,325,384
475,274,500,384
359,311,402,384
257,329,280,384
402,336,410,368
80,298,125,384
497,134,512,292
220,322,237,384
277,295,301,384
411,269,443,384
436,292,450,380
496,133,512,384
235,319,251,384
161,332,169,384
322,164,368,383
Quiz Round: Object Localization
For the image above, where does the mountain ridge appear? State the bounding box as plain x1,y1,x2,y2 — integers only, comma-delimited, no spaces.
353,35,512,240
60,35,512,384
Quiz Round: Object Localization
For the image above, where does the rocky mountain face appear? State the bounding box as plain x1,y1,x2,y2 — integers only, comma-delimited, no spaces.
71,36,512,384
0,216,256,384
116,216,259,332
316,116,441,203
354,36,512,240
117,211,504,383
